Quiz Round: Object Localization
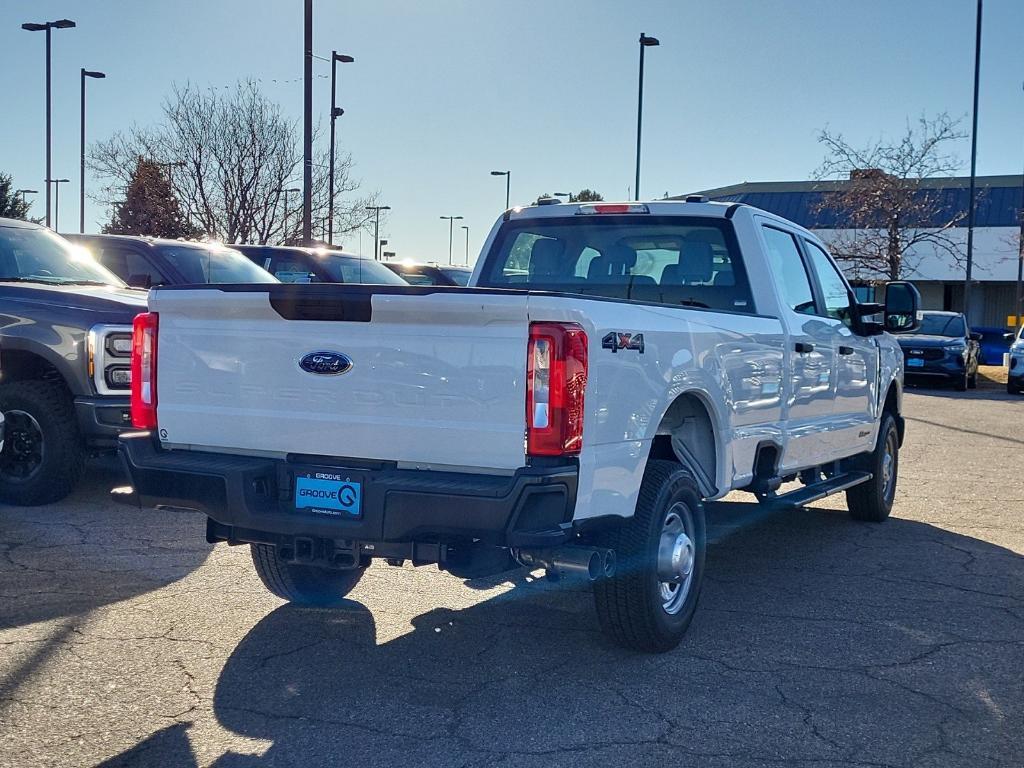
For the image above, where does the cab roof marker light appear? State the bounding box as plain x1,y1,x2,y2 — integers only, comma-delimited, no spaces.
575,204,650,215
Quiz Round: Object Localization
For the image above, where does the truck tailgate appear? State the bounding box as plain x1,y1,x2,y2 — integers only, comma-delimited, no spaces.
149,286,530,471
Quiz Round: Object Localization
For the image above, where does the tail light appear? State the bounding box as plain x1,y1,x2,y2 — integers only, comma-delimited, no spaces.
130,312,159,430
526,322,588,456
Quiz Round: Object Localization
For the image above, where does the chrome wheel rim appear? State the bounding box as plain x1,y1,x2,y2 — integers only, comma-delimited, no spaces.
881,429,897,504
657,503,696,615
1,410,45,482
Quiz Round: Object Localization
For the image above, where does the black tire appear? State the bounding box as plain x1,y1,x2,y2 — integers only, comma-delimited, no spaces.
1008,380,1021,395
954,370,968,391
967,362,978,389
592,460,707,653
250,543,364,605
0,380,84,506
846,412,899,523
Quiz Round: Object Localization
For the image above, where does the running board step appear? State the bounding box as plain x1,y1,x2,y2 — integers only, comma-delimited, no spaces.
761,471,872,509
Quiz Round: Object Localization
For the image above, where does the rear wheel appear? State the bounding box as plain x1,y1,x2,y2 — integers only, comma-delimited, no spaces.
592,460,706,653
250,543,365,605
846,412,899,522
0,380,85,506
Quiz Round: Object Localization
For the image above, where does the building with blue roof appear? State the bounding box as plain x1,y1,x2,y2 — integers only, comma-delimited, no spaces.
680,174,1023,329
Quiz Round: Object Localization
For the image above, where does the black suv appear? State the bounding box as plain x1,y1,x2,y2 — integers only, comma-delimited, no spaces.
0,219,146,505
383,262,473,286
66,234,277,287
234,245,407,285
895,310,981,391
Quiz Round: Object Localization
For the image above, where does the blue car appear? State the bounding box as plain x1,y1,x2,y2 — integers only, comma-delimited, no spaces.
895,311,981,392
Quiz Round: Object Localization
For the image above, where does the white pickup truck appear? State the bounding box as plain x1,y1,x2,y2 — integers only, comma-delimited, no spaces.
120,199,920,652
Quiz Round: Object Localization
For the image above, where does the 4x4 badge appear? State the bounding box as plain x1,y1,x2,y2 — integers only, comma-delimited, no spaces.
602,332,644,354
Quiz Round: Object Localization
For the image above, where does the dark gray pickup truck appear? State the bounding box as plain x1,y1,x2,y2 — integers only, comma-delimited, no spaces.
0,218,146,505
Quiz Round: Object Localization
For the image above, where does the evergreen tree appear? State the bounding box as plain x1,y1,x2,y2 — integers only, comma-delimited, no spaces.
104,157,198,238
0,173,32,220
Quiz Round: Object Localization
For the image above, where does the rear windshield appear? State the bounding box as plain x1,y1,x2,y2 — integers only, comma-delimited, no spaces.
320,255,408,285
917,314,965,338
477,215,753,313
158,244,277,284
440,268,471,286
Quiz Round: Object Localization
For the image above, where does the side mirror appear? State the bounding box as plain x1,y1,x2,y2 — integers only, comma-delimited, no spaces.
969,332,982,342
126,273,153,289
884,281,920,333
1005,332,1016,341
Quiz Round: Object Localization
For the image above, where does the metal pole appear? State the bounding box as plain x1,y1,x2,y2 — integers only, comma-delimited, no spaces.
374,208,380,261
329,51,337,246
463,226,469,265
634,34,645,202
1017,107,1024,330
448,218,454,265
283,190,290,245
963,0,982,321
53,180,60,233
505,174,510,210
79,69,86,233
301,0,313,245
45,25,52,227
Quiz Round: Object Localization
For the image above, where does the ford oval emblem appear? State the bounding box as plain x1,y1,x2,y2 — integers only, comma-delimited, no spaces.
299,351,353,375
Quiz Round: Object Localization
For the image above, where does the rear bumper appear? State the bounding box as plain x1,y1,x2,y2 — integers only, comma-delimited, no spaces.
118,432,578,549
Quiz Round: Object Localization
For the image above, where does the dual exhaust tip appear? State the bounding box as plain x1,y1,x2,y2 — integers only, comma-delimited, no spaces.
515,546,616,582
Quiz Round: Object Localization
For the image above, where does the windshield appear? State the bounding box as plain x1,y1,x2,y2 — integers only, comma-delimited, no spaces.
916,313,966,338
440,268,471,286
0,225,126,286
157,244,277,284
478,215,754,313
319,254,408,285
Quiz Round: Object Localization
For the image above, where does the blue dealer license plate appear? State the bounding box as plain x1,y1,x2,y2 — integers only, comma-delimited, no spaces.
907,358,925,368
294,470,362,518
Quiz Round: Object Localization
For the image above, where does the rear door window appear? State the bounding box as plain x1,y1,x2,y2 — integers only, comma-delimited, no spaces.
479,216,754,313
761,226,817,316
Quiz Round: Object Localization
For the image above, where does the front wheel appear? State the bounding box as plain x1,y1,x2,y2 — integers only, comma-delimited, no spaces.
846,413,899,522
250,543,365,605
593,461,707,653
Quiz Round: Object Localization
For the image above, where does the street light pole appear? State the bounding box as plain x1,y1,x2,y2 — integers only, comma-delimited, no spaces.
22,18,76,229
329,51,354,246
301,0,313,245
963,0,982,321
365,205,391,260
15,189,38,209
635,32,660,201
80,68,105,233
440,216,463,265
490,170,510,209
47,178,69,233
1017,82,1024,331
461,225,469,265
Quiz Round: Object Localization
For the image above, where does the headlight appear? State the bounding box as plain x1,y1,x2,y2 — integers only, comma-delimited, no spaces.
88,324,134,395
945,343,966,355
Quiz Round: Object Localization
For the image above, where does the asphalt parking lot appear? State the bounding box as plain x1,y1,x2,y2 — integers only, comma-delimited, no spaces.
1,387,1022,768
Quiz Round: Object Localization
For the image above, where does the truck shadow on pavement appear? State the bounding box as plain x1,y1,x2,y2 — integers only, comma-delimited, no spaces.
197,503,1023,768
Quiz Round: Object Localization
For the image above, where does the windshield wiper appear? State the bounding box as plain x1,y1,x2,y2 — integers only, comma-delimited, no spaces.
56,279,114,286
0,277,61,284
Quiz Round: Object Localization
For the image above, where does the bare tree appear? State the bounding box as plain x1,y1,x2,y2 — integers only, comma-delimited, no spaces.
813,114,968,281
89,81,375,245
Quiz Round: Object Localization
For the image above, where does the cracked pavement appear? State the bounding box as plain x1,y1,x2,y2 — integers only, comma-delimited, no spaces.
1,388,1022,767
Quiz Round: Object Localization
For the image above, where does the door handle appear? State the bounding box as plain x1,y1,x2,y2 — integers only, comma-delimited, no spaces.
838,345,855,355
794,342,815,354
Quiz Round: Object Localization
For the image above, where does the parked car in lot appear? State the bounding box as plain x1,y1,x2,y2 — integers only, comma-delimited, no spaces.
383,261,473,286
118,199,919,652
1007,325,1024,394
234,245,407,285
65,234,277,287
894,310,980,391
974,325,1013,365
0,219,146,505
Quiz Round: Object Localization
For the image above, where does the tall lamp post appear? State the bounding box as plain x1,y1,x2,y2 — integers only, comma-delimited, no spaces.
1017,80,1024,331
366,205,391,260
963,0,982,321
634,32,660,201
461,225,470,265
440,215,463,265
80,68,105,233
47,178,70,233
490,170,510,209
328,51,354,246
22,18,76,228
15,189,38,209
301,0,313,245
282,187,300,244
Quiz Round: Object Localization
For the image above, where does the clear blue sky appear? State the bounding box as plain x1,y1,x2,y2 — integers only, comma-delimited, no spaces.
4,0,1023,264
